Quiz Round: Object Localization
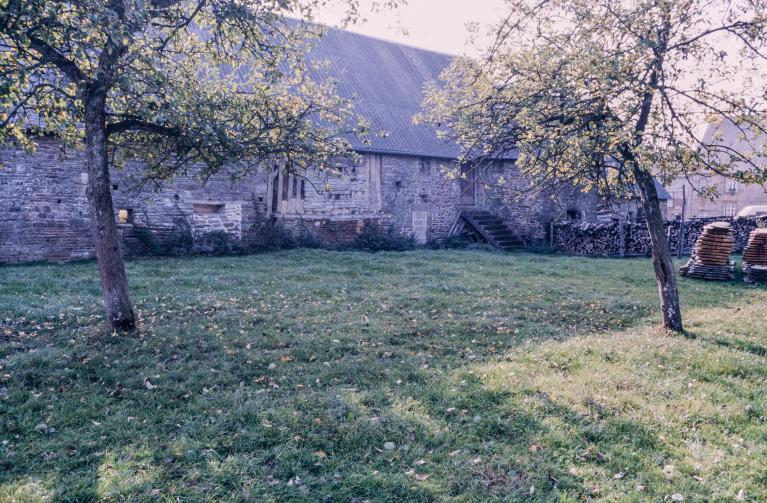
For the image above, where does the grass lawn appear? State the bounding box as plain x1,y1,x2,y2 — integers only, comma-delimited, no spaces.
1,249,766,502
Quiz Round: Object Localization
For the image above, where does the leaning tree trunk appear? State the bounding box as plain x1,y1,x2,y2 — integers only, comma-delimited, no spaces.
633,166,683,332
84,90,135,330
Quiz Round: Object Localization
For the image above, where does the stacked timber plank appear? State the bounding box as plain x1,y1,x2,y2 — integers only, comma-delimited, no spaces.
743,228,767,284
680,221,735,280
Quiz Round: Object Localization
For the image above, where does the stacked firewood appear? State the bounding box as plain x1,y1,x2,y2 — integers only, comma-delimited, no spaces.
680,221,735,280
743,228,767,283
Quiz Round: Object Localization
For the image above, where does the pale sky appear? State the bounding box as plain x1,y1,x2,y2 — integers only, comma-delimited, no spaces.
312,0,765,103
312,0,508,56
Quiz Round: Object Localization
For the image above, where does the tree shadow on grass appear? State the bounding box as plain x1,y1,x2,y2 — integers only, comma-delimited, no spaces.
2,251,766,500
1,343,678,501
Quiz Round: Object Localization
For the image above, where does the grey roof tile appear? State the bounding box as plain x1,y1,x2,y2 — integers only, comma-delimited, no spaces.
306,25,462,159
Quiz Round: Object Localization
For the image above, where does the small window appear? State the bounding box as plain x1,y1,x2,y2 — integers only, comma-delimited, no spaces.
117,208,132,224
667,194,674,208
698,179,714,195
566,209,581,221
193,203,225,214
727,179,738,192
419,158,431,175
724,204,736,217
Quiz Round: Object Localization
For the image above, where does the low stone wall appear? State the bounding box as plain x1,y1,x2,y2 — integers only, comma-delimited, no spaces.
280,216,386,245
553,216,764,257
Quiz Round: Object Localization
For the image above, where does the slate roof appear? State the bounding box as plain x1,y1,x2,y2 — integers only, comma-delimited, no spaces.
305,26,463,159
701,118,767,158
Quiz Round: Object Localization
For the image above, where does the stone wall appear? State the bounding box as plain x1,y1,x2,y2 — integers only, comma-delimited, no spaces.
0,138,267,263
477,162,601,241
1,139,95,263
553,216,765,257
379,155,462,242
1,137,575,263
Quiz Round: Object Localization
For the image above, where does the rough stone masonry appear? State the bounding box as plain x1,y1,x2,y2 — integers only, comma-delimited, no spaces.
0,137,577,263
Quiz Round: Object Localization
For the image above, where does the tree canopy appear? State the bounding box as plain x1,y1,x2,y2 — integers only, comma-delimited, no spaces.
419,0,767,203
0,0,404,178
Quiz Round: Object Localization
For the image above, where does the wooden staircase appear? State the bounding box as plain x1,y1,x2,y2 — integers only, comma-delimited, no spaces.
455,209,525,251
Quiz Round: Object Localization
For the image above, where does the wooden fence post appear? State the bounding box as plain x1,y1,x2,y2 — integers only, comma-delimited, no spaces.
678,185,687,257
550,221,555,249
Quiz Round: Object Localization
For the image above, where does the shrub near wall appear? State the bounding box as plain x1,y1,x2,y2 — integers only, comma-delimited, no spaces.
553,216,765,257
349,223,417,252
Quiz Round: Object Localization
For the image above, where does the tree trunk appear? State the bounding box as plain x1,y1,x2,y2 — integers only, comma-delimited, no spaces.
633,166,683,332
84,90,135,330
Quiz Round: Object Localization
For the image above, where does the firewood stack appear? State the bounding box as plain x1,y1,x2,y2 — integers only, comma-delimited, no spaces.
680,221,735,280
742,228,767,284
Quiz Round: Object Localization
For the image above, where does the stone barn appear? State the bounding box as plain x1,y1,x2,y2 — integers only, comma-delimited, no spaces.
0,26,595,264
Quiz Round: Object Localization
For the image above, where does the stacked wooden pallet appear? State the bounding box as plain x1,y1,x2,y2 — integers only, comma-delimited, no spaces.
743,228,767,283
680,222,735,280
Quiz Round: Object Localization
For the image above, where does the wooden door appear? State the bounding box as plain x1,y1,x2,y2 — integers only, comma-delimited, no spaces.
460,163,476,206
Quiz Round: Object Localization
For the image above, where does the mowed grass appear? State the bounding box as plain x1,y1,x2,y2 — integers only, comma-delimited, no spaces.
1,249,766,502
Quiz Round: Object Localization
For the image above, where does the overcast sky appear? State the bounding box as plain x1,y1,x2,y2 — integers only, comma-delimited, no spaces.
312,0,507,55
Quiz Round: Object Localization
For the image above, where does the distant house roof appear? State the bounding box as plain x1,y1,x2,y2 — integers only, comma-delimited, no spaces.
701,118,767,163
306,26,466,159
702,118,766,149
